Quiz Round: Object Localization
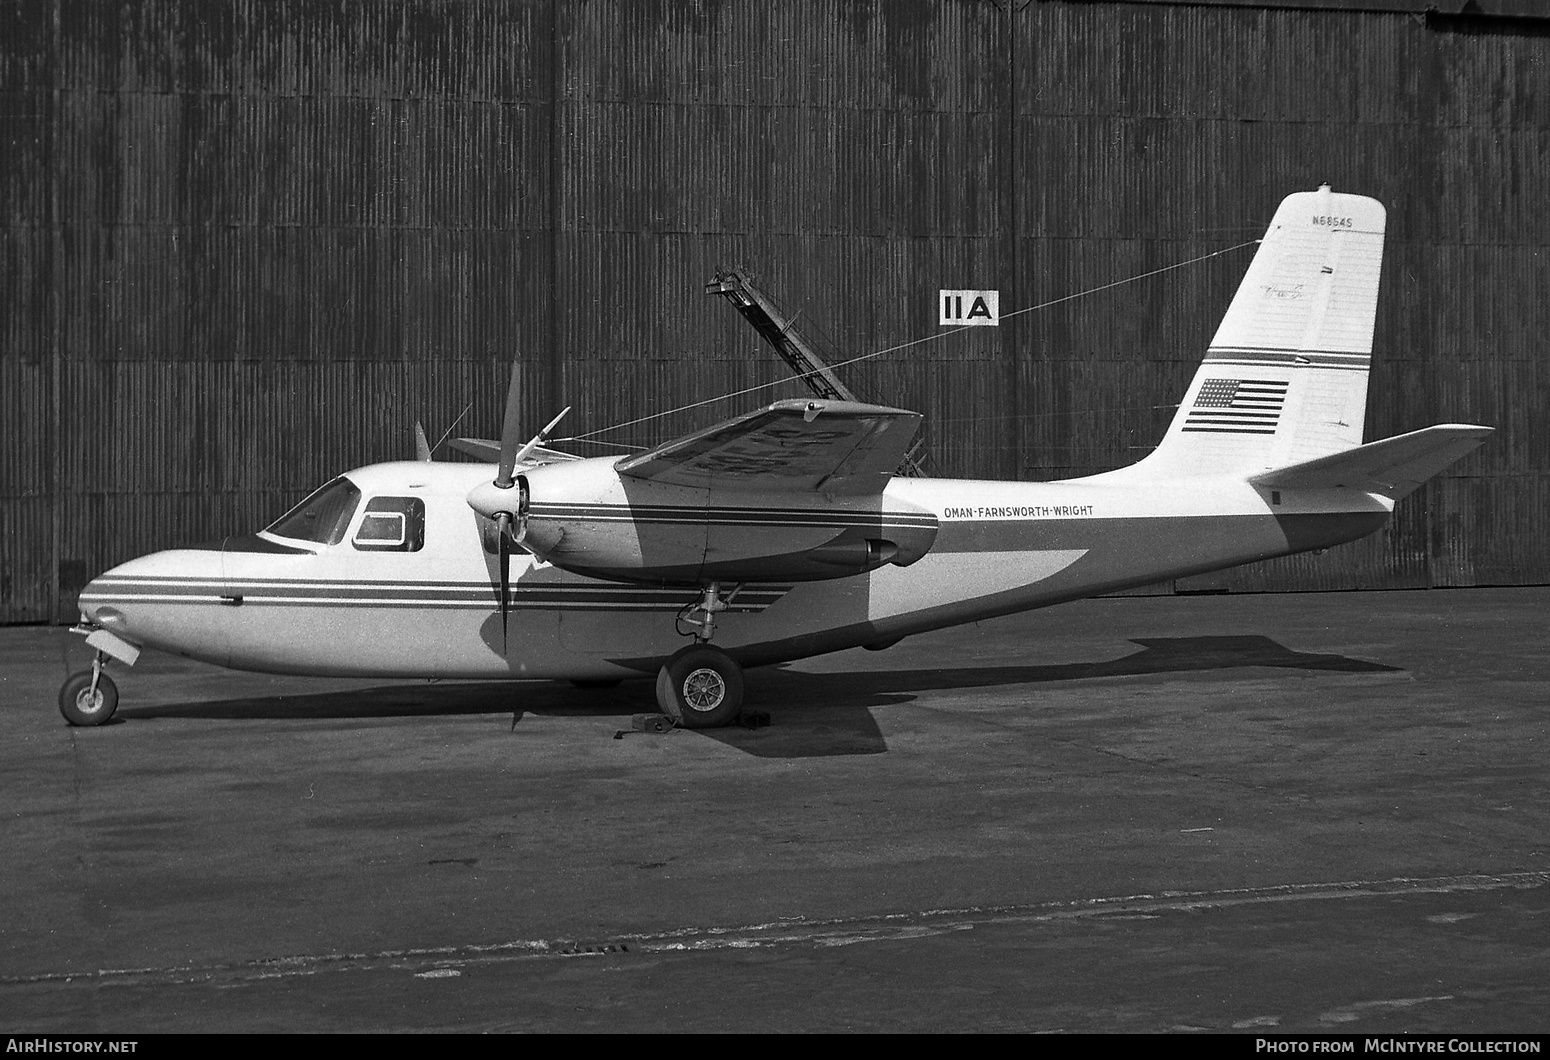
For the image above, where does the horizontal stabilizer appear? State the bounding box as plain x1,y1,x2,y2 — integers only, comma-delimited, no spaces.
448,438,582,465
1249,424,1493,499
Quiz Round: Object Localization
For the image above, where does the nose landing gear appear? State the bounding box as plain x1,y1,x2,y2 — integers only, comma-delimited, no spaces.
59,654,120,727
658,582,745,728
61,625,139,726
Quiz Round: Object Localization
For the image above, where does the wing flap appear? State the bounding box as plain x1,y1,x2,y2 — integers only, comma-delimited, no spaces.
616,399,923,495
1249,424,1493,498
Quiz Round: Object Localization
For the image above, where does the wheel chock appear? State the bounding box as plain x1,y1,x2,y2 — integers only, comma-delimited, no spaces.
613,713,677,738
737,710,771,729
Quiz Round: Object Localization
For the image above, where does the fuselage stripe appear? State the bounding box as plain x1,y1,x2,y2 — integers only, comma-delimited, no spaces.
86,577,791,592
77,595,767,612
526,505,939,530
80,580,793,612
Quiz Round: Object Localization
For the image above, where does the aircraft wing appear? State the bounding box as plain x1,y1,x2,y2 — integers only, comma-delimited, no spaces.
615,399,923,495
1249,424,1494,500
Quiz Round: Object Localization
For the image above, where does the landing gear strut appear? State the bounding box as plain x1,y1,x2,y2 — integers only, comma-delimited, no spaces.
658,582,745,728
674,581,740,642
59,653,119,727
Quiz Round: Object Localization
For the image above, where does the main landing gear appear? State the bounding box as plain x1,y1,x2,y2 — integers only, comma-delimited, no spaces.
59,654,120,727
656,582,745,728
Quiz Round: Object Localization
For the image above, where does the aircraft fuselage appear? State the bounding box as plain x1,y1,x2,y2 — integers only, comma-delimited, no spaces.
77,458,1389,681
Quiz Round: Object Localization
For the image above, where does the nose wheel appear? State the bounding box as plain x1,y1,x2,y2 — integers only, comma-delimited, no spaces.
59,655,120,726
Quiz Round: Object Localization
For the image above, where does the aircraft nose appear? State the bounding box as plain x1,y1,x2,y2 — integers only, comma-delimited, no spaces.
77,565,133,632
76,548,225,635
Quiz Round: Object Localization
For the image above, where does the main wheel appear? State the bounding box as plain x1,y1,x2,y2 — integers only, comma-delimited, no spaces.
656,645,744,729
59,671,119,727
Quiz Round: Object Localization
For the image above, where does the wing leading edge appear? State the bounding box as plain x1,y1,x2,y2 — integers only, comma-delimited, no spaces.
615,399,923,496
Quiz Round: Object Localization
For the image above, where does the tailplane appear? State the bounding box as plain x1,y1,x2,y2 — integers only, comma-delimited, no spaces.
1249,424,1493,501
1136,185,1388,478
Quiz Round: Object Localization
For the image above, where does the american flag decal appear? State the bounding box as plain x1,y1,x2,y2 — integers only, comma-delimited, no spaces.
1182,378,1289,435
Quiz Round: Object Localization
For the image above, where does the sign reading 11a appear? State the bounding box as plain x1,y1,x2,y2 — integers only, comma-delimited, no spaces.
939,289,999,326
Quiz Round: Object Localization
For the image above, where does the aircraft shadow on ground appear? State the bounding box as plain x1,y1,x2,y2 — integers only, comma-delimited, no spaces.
117,635,1399,759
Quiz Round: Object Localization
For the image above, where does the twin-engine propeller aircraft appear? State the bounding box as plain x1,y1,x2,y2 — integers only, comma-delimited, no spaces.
64,187,1492,729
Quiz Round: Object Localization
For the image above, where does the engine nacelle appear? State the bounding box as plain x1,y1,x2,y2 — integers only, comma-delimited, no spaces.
471,456,938,586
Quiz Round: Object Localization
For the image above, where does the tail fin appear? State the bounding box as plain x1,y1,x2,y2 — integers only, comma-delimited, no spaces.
1140,186,1387,478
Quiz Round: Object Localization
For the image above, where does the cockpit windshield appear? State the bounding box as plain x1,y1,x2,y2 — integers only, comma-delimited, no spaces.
264,477,362,545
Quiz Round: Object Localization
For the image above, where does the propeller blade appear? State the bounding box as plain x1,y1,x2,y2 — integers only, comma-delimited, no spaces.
496,363,524,489
496,511,512,651
413,420,433,463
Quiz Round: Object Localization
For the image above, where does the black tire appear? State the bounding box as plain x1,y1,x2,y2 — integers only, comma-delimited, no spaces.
655,645,744,729
59,671,119,727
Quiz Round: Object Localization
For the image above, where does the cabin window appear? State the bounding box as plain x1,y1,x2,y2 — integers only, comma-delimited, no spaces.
265,478,362,545
353,496,426,553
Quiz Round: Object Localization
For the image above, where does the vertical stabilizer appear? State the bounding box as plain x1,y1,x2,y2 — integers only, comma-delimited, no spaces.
1135,186,1386,478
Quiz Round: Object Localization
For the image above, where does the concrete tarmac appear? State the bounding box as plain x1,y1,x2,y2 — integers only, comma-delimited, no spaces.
1,588,1546,1033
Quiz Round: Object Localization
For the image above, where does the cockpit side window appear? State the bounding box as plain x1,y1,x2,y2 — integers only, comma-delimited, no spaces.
265,478,362,545
353,496,426,553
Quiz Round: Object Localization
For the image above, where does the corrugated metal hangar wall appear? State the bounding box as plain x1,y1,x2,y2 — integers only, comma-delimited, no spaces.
2,0,1546,624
